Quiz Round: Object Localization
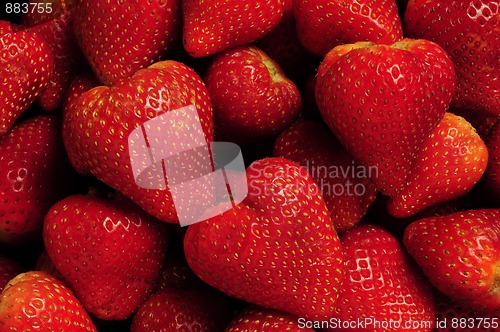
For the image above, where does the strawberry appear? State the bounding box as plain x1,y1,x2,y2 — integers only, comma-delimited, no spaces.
404,209,500,315
324,224,435,332
204,45,301,145
43,193,170,320
0,271,97,331
63,60,213,223
73,0,182,85
255,0,316,81
274,120,378,232
26,10,85,111
484,123,500,204
0,22,54,136
35,249,63,281
131,286,236,332
182,0,284,57
226,306,314,331
450,107,499,140
62,67,100,121
0,115,75,245
404,1,500,115
316,39,456,196
21,0,79,27
294,0,403,56
387,113,488,218
0,254,24,292
434,291,499,332
184,158,344,320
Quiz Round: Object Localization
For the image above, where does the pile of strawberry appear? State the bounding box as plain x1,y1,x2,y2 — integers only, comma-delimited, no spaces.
0,0,498,331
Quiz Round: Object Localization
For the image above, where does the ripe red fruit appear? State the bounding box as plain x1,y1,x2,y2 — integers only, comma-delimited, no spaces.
43,194,170,320
63,60,213,223
205,45,301,145
226,306,314,331
0,271,97,331
316,39,456,196
182,0,284,57
274,120,378,232
21,0,78,27
0,22,54,135
184,158,344,320
326,224,435,332
294,0,403,56
404,209,500,315
26,10,85,111
62,67,100,121
131,287,235,332
404,0,500,115
388,112,489,217
0,115,74,245
73,0,182,85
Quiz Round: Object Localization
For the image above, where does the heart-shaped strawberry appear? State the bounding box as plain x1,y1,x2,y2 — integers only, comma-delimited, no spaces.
43,193,170,319
73,0,182,85
316,39,456,196
184,157,344,320
63,60,213,223
0,21,54,136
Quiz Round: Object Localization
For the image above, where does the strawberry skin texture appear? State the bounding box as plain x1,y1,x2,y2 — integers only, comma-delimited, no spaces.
294,0,403,57
21,0,79,27
205,45,301,144
0,115,74,245
405,1,500,115
326,224,435,332
183,0,284,57
74,0,181,85
27,10,85,111
388,113,488,217
131,287,235,332
404,209,500,315
62,67,99,123
0,24,54,136
274,120,378,232
43,194,170,320
184,158,344,320
0,271,97,331
316,39,456,196
63,60,213,223
226,306,314,332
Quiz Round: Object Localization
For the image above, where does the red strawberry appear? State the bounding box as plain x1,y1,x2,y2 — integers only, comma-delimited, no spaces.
21,0,79,27
73,0,182,85
484,123,500,204
434,291,499,332
450,107,499,140
0,22,54,136
0,254,24,292
182,0,284,57
131,286,236,332
323,224,435,332
226,306,314,331
316,39,456,196
404,1,500,115
184,158,344,320
26,10,85,111
43,193,170,319
274,120,378,232
255,0,316,81
404,209,500,315
0,271,97,331
294,0,403,56
204,45,301,145
62,67,100,121
0,115,75,245
63,60,213,223
387,113,488,218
